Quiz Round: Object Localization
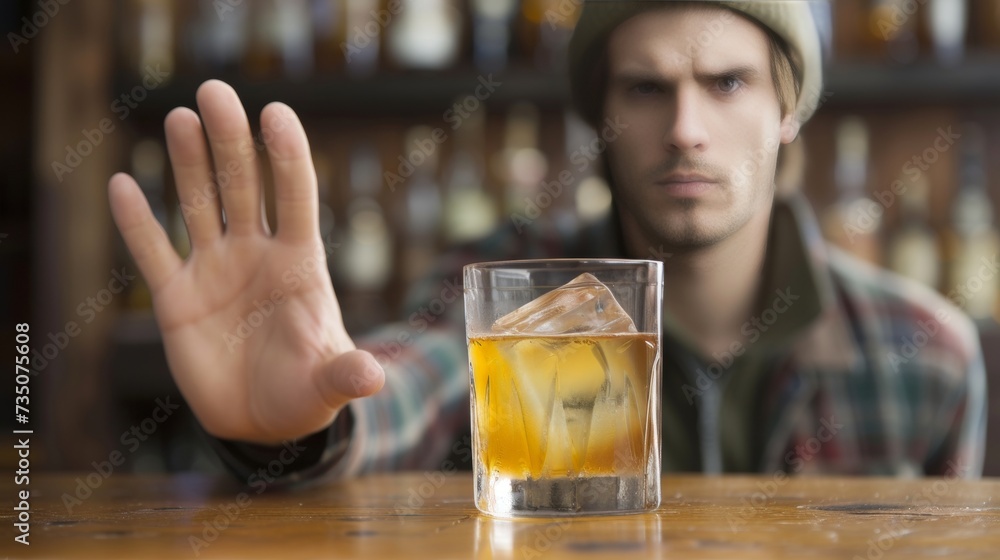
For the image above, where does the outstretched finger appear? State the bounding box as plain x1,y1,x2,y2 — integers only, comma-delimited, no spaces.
108,173,183,292
196,80,266,236
165,107,224,247
261,102,319,245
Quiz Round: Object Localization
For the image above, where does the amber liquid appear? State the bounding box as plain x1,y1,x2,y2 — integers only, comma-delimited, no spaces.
469,333,657,481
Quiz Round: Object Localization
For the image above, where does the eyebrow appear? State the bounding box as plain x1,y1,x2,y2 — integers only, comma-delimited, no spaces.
611,65,763,87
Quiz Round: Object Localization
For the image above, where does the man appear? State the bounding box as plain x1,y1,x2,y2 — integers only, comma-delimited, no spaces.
107,0,986,485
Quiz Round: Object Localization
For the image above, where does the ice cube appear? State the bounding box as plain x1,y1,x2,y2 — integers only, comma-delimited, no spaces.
492,273,637,335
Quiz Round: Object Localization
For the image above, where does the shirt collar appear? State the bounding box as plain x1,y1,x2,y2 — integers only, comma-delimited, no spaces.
768,194,862,371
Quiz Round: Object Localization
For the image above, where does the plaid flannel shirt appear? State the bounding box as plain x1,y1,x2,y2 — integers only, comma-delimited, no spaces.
212,193,986,484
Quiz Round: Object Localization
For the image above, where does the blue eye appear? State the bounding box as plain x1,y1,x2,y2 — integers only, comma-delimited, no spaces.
717,76,743,94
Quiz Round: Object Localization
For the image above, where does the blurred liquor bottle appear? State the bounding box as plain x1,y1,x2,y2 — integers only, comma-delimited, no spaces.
343,0,383,78
231,0,315,78
821,116,883,264
400,126,445,284
471,0,519,71
575,175,613,226
312,150,338,253
866,0,921,63
274,0,314,78
886,172,941,289
968,0,1000,51
833,0,868,61
337,142,395,329
943,123,1000,324
242,0,283,78
564,108,613,225
311,0,347,74
925,0,968,65
518,0,579,70
497,103,549,220
443,107,499,243
387,0,464,70
185,0,248,74
550,111,598,235
125,0,176,81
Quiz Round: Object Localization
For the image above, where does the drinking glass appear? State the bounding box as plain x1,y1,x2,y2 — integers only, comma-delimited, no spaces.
464,259,662,517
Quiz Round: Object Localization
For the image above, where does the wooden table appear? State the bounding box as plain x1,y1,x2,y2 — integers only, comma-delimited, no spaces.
3,473,999,559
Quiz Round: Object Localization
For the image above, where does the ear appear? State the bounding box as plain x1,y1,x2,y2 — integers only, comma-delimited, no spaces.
779,112,800,144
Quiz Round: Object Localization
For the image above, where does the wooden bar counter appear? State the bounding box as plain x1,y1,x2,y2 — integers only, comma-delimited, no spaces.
3,473,999,559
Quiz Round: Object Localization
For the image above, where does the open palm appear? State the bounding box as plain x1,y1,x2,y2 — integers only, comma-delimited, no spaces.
108,80,384,444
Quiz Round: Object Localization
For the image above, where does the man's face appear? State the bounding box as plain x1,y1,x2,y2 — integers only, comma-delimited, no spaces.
603,5,799,250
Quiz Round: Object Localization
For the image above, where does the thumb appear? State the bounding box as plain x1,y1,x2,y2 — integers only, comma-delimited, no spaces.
313,350,385,410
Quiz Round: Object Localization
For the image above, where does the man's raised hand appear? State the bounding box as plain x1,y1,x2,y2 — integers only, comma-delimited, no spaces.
108,80,384,444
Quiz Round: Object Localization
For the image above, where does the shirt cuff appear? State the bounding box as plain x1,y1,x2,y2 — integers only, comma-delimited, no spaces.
205,407,355,488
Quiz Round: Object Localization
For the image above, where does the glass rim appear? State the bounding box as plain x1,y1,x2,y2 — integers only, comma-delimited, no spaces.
462,258,663,293
463,259,662,291
463,258,662,270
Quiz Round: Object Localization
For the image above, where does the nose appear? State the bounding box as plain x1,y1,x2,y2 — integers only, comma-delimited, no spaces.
662,85,710,153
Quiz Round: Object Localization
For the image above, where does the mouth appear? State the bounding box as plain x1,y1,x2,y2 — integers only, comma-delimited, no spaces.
653,173,717,197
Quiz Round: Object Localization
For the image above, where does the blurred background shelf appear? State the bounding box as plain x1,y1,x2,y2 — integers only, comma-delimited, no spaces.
113,70,572,117
114,56,1000,120
824,57,1000,105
